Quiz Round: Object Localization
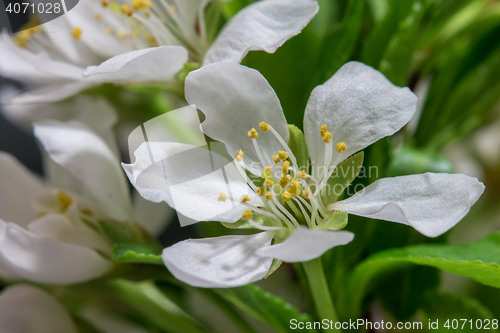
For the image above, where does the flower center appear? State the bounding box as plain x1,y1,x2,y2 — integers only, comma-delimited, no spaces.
219,122,349,232
13,0,208,62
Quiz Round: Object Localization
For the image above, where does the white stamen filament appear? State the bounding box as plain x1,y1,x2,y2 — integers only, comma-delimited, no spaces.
248,219,286,231
267,125,299,176
269,189,299,228
243,202,281,226
252,138,273,172
266,199,295,229
292,197,312,226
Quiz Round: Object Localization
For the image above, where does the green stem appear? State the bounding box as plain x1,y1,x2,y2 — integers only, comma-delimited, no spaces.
302,258,341,332
197,289,258,333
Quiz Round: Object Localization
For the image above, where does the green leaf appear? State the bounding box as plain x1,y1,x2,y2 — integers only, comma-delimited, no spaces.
342,232,500,319
415,25,500,148
362,0,415,68
378,0,434,85
376,266,440,320
422,293,496,333
387,145,454,177
265,259,284,278
99,220,137,244
316,211,348,231
287,125,309,170
112,243,163,265
323,152,364,204
367,0,390,23
109,279,208,333
216,284,315,333
244,24,321,128
316,0,365,82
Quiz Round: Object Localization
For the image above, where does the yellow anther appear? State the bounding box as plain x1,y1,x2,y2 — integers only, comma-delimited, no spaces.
132,29,139,36
116,30,127,38
169,4,176,12
218,193,228,202
287,186,300,197
131,0,141,9
302,189,312,199
120,4,133,15
240,195,251,203
320,124,328,136
72,26,82,40
264,179,274,188
131,0,151,10
281,160,289,175
81,208,93,216
261,166,272,178
144,11,150,17
234,150,244,162
279,175,291,188
242,209,252,221
259,122,270,132
248,128,258,139
278,151,288,160
282,192,292,202
265,191,273,200
105,27,113,34
298,171,307,179
291,178,300,188
94,13,103,20
14,30,32,47
322,131,332,143
145,34,158,46
272,155,280,164
101,0,109,6
256,187,266,197
57,191,73,211
336,142,347,153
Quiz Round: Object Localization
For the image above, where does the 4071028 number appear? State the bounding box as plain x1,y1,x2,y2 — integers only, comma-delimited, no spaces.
5,2,62,14
444,319,499,330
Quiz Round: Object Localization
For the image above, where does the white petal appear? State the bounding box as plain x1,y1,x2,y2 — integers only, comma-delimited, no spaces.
36,14,100,67
6,81,95,105
64,0,131,59
0,285,77,333
1,95,117,148
257,227,353,262
304,61,417,173
185,62,288,175
330,173,485,237
123,142,260,224
83,46,188,84
162,232,274,287
0,153,47,228
0,32,85,84
27,212,111,253
0,220,112,284
203,0,319,65
34,121,133,222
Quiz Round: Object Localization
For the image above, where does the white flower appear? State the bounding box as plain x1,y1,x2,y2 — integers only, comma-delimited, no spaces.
0,285,78,333
0,118,170,284
0,0,318,104
0,284,149,333
124,61,484,288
